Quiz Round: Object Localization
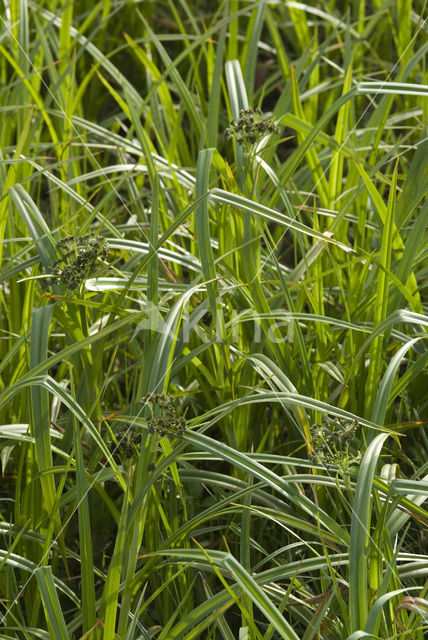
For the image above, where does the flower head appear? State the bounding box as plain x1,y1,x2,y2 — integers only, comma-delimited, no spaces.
225,108,280,145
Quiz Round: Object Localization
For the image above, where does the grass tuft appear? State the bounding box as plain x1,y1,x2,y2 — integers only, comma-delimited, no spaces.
1,1,428,638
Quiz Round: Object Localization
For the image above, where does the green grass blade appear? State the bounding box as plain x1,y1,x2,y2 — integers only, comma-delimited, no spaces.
100,483,130,640
242,3,266,103
210,188,351,250
72,415,96,632
207,23,227,147
195,148,218,314
349,433,389,631
371,337,423,425
365,163,398,417
30,305,56,518
9,185,58,271
222,554,300,640
0,375,125,490
35,567,69,640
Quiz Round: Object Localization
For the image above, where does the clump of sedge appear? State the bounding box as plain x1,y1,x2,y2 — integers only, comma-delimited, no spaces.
50,233,109,291
141,393,187,438
225,108,280,145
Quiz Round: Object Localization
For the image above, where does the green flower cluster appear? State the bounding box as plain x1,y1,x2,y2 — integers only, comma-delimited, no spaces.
225,108,280,145
309,416,361,470
141,393,187,438
51,233,109,291
108,424,142,460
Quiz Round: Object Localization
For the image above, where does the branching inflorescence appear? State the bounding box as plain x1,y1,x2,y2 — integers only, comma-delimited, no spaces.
310,416,361,471
50,233,109,291
225,108,280,145
142,393,187,438
108,424,142,460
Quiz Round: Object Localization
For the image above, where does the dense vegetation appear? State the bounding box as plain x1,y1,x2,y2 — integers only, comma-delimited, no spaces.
1,1,428,638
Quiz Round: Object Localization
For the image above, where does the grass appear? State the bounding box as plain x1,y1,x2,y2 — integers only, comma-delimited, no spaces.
1,0,428,638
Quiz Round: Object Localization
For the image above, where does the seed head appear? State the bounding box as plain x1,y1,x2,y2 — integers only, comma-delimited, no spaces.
224,108,280,146
141,393,187,438
49,233,109,292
